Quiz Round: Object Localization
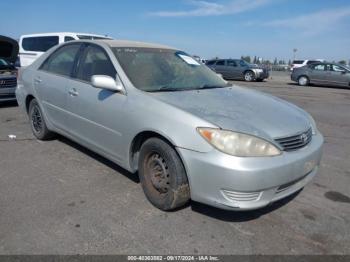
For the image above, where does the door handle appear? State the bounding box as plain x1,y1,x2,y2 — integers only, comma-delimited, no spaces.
34,77,42,84
68,88,79,97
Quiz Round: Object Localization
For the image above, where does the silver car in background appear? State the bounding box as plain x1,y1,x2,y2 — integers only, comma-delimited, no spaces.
16,40,323,211
292,62,350,87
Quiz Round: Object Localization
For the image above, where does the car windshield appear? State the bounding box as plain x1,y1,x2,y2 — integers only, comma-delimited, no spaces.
112,47,228,92
0,59,9,66
239,60,248,66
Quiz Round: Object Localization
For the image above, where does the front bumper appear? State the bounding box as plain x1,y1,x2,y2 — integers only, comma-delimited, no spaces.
254,69,269,80
0,87,17,102
178,132,323,210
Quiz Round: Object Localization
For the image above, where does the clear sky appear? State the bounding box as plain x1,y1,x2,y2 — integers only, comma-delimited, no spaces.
2,0,350,62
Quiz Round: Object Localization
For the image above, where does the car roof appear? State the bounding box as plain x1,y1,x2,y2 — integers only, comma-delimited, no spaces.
95,40,176,50
20,32,111,38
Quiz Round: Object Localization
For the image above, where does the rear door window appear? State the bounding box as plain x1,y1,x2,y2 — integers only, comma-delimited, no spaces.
40,44,81,77
215,60,226,66
312,64,326,71
76,45,116,82
22,36,59,52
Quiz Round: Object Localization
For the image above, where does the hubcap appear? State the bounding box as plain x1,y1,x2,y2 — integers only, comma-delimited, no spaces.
146,153,170,194
299,77,307,86
31,105,42,133
245,72,253,81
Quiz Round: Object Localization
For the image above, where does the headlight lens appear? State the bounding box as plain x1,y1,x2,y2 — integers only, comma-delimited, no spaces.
308,116,317,135
197,128,281,157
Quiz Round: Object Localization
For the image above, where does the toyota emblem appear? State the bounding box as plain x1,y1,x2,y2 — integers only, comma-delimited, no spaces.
300,133,308,143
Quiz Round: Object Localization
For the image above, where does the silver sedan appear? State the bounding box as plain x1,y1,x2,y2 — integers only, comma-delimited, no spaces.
16,40,324,211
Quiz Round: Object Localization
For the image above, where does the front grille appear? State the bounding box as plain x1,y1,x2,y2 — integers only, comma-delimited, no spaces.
275,128,312,151
0,78,17,88
222,190,261,202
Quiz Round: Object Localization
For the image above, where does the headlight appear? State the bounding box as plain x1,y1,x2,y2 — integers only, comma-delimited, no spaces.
253,68,263,73
308,116,317,135
197,128,281,157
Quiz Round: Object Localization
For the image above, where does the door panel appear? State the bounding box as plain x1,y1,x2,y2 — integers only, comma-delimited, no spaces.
65,44,127,161
227,60,241,79
328,65,349,86
35,43,82,130
308,64,328,84
66,79,127,161
35,71,68,130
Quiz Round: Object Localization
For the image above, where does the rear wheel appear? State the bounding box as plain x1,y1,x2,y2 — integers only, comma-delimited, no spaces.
29,99,54,140
298,76,309,86
244,71,255,82
138,138,190,211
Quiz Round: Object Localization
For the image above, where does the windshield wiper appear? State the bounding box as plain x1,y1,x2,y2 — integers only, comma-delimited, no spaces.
148,86,191,92
147,84,231,92
198,84,230,90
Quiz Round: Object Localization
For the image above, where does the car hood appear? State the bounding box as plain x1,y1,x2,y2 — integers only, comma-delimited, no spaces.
0,35,19,64
151,86,311,140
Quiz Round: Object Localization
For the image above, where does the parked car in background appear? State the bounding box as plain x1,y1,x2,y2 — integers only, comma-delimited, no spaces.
291,62,350,87
17,40,323,211
206,59,269,81
290,59,324,71
0,35,18,102
18,32,113,67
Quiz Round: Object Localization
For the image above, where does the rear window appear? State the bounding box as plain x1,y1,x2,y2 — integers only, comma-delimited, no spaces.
293,60,304,64
22,36,59,52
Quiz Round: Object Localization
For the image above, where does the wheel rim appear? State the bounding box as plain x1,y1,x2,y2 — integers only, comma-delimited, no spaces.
145,152,170,194
299,77,307,86
31,105,43,133
245,72,253,81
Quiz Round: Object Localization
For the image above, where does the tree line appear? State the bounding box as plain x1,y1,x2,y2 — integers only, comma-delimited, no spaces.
240,56,349,65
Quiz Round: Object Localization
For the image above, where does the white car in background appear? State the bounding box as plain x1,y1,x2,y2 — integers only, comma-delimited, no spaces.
291,59,324,71
18,32,112,67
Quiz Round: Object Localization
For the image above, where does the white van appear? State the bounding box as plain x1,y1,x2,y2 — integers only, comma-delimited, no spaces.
290,59,324,71
18,32,113,67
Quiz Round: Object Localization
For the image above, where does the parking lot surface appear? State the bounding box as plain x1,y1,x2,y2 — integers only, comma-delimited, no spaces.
0,72,349,254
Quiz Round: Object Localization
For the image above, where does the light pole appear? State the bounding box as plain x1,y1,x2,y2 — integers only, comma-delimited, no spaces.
293,48,298,61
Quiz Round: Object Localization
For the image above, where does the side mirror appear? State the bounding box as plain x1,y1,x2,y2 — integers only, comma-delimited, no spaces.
91,75,124,92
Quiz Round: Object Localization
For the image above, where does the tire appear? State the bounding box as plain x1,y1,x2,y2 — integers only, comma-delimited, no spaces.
138,137,190,211
28,99,54,140
298,76,309,86
244,71,255,82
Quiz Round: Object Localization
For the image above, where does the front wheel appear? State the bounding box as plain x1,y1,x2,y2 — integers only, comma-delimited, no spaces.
138,138,190,211
244,71,255,82
29,99,55,140
298,76,309,86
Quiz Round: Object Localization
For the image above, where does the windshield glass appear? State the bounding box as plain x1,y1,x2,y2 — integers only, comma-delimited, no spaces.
239,60,248,66
0,59,9,66
112,47,228,92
